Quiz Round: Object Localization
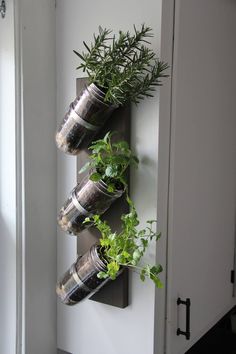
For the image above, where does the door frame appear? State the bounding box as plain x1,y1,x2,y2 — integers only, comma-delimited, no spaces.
14,1,57,353
14,0,24,351
154,0,175,353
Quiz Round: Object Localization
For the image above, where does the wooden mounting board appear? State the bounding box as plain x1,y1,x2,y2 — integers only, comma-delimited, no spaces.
76,78,130,308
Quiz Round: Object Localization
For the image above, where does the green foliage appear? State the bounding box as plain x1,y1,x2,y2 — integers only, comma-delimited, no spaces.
79,131,138,192
84,197,163,287
74,24,169,105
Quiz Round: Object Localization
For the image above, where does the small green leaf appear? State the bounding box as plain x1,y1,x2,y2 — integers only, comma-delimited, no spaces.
133,250,141,262
100,239,110,247
122,251,130,259
113,141,129,150
140,275,145,282
83,217,91,224
93,215,100,222
83,41,91,53
105,165,118,178
130,259,137,266
103,131,112,143
132,156,139,164
107,183,115,193
90,172,102,182
146,219,156,224
151,264,163,275
107,261,120,280
108,233,116,241
151,276,163,288
156,232,162,240
73,50,85,61
97,271,109,279
140,271,145,282
116,254,124,263
141,238,148,247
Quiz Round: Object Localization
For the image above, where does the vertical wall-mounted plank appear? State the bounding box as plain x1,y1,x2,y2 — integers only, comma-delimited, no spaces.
75,78,130,308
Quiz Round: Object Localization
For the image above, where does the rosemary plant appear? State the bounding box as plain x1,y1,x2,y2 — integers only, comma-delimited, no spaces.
74,24,169,105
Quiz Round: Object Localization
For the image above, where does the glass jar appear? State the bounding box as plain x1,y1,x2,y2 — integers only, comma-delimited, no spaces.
56,244,108,305
57,174,123,235
55,83,117,155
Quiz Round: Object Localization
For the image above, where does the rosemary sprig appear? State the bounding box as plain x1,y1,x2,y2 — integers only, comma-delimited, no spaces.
74,24,169,105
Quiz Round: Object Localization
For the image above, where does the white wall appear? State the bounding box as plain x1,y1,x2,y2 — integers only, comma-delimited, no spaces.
0,1,16,353
19,1,57,353
56,1,164,354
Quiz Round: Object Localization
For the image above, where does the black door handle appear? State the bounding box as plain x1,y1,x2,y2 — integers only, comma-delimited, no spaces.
177,297,191,340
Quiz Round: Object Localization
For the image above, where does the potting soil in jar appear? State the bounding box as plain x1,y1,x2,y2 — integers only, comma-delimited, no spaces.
56,245,107,305
55,84,117,154
58,175,123,235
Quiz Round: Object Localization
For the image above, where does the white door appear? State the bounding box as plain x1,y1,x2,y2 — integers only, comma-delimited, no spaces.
166,1,236,353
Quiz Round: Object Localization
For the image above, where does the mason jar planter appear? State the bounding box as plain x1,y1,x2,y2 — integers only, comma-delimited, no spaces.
57,174,124,235
55,83,117,155
56,244,109,305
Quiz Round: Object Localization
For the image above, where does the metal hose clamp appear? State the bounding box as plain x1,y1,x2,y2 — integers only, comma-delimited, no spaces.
71,190,90,215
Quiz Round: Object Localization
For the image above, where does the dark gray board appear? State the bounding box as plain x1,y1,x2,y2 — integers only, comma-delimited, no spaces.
76,78,130,308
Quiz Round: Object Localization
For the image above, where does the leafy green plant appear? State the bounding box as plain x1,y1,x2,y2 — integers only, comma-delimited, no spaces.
79,131,138,192
84,197,163,288
74,24,169,105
